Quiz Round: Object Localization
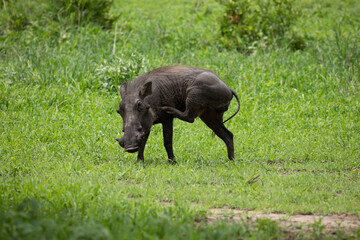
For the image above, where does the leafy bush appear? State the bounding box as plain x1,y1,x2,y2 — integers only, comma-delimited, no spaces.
218,0,305,52
95,52,148,92
0,0,115,34
0,0,48,32
53,0,116,28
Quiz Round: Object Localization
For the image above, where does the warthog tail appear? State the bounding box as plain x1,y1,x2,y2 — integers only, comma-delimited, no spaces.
223,90,240,124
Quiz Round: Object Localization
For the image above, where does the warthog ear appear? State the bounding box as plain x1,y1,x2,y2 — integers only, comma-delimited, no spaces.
139,81,152,99
119,83,127,98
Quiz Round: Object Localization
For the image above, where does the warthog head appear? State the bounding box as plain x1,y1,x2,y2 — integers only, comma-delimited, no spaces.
116,82,153,153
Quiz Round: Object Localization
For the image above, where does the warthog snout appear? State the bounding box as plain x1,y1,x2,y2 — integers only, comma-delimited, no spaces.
116,135,141,153
115,137,124,148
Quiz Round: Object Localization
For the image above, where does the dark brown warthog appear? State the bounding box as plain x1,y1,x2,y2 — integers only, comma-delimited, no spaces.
116,66,240,163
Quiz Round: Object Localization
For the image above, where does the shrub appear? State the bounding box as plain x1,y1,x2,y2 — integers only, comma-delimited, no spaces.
0,0,47,32
218,0,305,52
0,0,116,34
53,0,116,28
95,52,148,92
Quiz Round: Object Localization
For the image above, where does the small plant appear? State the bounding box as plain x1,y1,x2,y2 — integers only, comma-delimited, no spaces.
95,52,148,92
255,218,282,240
310,217,325,239
218,0,305,52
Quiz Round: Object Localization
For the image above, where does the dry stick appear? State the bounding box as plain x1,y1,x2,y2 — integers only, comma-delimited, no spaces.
3,0,7,30
77,2,81,26
47,98,71,113
112,23,118,56
160,51,166,66
246,174,262,185
120,29,134,52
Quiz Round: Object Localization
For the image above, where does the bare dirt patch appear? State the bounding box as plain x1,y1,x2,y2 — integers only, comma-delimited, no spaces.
160,201,359,235
207,207,360,233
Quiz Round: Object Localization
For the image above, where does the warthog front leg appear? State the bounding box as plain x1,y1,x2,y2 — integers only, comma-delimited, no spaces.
135,132,150,164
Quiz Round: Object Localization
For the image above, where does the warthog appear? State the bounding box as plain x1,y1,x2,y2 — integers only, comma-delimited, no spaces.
116,66,240,163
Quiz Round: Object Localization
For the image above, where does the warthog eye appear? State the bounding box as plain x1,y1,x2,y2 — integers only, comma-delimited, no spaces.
135,100,145,111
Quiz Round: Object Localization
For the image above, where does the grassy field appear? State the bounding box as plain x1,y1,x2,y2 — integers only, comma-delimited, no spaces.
1,0,360,239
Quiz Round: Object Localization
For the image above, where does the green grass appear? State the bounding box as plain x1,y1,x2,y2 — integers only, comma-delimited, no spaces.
1,0,360,239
